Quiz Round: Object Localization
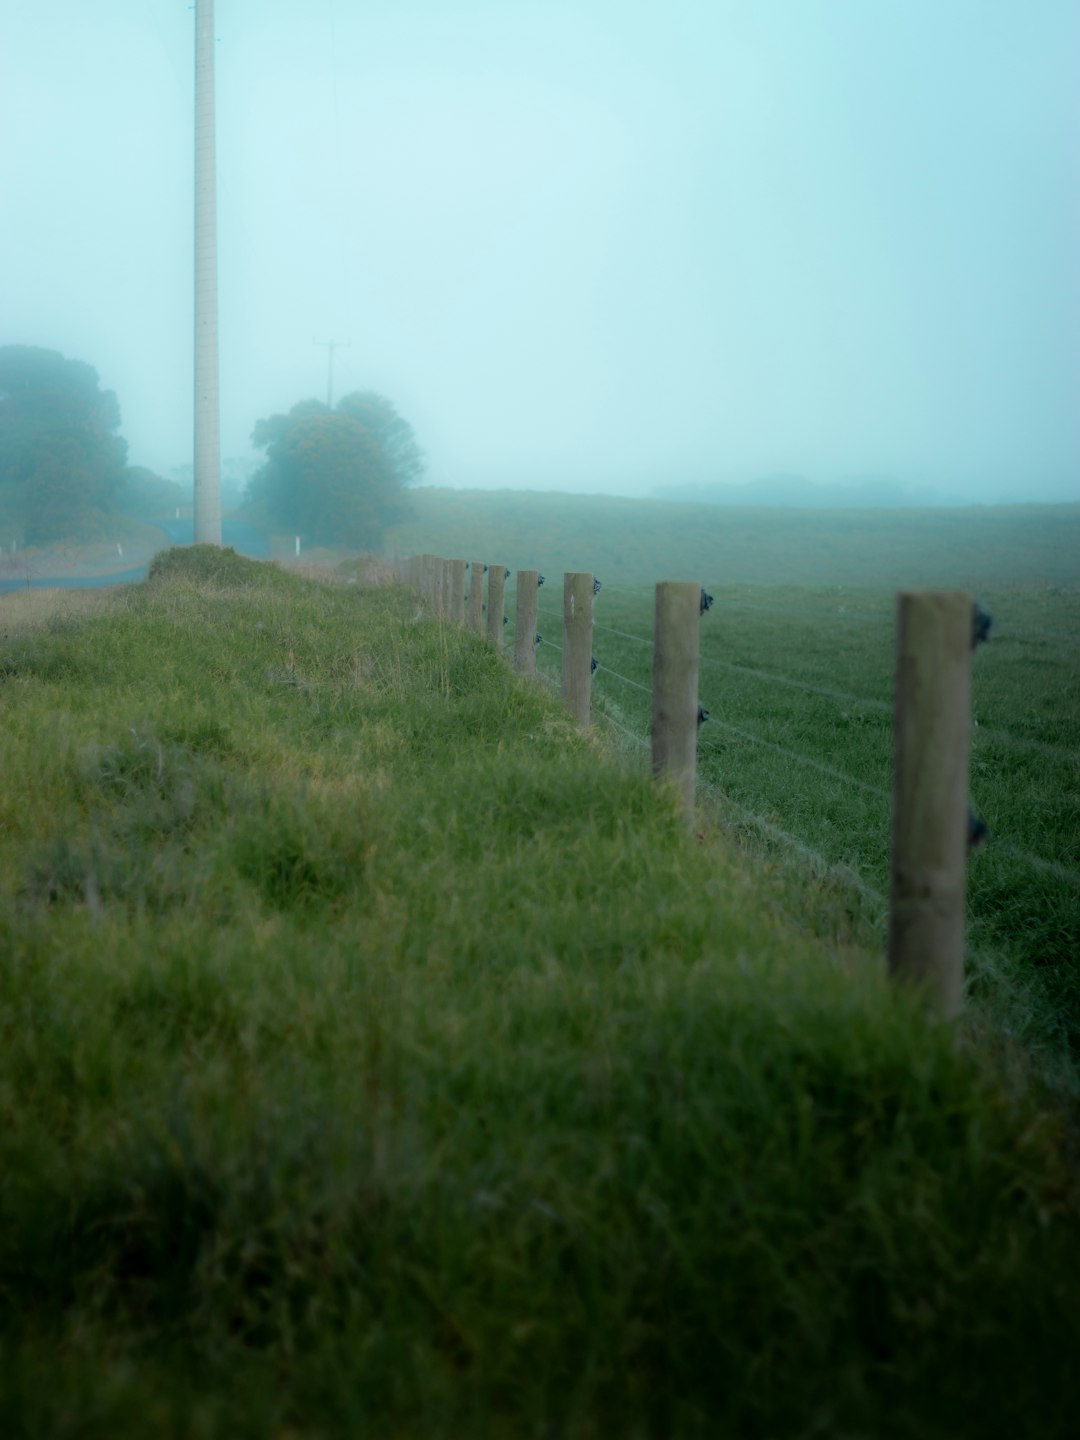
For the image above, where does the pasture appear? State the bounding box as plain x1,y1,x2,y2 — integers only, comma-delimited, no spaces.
525,579,1080,1077
1,515,1078,1437
392,491,1080,1079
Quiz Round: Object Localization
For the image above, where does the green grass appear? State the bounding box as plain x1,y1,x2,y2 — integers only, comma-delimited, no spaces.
1,547,1079,1438
516,577,1080,1088
389,491,1077,1083
385,487,1080,589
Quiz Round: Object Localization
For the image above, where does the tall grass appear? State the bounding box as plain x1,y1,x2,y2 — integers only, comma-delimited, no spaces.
1,548,1078,1438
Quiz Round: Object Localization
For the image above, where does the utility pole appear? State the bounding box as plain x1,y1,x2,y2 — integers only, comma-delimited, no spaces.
193,0,222,545
314,338,350,408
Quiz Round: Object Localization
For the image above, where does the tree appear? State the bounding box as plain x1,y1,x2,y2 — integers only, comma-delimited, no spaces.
335,390,426,489
247,392,421,548
117,466,187,519
0,345,128,542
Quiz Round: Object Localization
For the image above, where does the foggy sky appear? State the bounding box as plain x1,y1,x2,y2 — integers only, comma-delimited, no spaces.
2,0,1077,503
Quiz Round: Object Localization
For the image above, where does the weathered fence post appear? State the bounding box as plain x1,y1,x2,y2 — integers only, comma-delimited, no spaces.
651,581,701,818
448,559,466,625
887,590,973,1017
487,564,507,649
562,572,594,725
420,554,439,609
439,557,452,619
514,570,540,674
468,563,485,633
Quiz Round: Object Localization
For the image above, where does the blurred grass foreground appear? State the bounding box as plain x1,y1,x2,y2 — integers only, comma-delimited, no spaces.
0,547,1077,1439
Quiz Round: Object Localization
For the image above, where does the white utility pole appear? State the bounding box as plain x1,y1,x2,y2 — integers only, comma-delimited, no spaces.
194,0,222,545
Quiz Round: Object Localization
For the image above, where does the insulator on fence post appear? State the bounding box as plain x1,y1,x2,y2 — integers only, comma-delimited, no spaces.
486,563,507,648
651,581,702,820
887,590,973,1017
468,562,484,632
972,602,993,648
562,572,594,726
515,569,540,674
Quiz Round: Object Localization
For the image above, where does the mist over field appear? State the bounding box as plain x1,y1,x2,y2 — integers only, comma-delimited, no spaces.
4,7,1080,1429
1,0,1077,515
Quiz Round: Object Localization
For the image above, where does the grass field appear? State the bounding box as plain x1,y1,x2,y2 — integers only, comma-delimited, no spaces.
2,524,1079,1437
524,580,1080,1080
390,489,1080,1081
386,488,1080,589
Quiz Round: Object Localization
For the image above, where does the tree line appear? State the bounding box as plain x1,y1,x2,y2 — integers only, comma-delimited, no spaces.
0,344,423,547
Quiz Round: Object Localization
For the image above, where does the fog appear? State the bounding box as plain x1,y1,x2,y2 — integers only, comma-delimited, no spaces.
2,0,1077,505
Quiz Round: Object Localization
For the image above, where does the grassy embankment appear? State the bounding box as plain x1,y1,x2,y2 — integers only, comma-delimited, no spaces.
1,545,1078,1437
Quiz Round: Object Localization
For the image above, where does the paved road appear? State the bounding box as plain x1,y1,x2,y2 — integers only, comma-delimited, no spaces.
0,520,270,595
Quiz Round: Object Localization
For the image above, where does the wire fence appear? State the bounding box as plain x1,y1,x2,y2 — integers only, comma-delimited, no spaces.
400,553,1080,1006
527,569,1079,887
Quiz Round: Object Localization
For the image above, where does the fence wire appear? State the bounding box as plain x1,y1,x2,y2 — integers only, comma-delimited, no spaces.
413,559,1080,897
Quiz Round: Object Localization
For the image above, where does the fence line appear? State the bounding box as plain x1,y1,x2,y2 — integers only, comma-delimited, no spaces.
994,841,1080,889
597,619,1079,759
594,662,652,697
607,658,1076,888
593,620,652,648
397,555,1078,1013
605,582,1080,644
700,717,891,798
602,714,650,751
550,592,1078,891
701,783,889,910
589,657,891,800
596,618,895,713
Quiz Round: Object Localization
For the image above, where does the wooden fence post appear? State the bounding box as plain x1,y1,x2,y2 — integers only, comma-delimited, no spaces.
487,564,507,648
514,570,540,673
468,563,485,633
439,557,453,619
887,590,972,1017
448,559,466,625
651,581,701,818
562,572,594,725
420,554,438,609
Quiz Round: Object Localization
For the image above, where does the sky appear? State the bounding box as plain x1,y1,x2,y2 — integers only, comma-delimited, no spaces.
2,0,1077,503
